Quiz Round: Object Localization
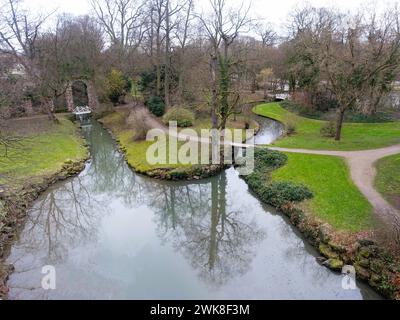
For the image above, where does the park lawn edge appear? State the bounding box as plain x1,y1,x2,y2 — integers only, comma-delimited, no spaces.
375,154,400,210
271,152,374,232
253,102,400,151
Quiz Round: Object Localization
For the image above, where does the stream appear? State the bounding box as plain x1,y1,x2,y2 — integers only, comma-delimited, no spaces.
252,115,285,145
5,120,381,299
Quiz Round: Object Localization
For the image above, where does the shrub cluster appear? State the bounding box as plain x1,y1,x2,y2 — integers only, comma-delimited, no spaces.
254,148,287,169
145,96,165,117
242,148,313,208
163,106,195,127
107,69,130,105
262,181,313,207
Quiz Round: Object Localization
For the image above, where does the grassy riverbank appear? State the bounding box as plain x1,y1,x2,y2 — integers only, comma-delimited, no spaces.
100,110,222,180
242,148,400,299
0,116,88,190
253,103,400,151
271,153,373,231
0,115,88,299
375,154,400,210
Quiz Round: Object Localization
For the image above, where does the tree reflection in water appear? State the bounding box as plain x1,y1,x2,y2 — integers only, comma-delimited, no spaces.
10,122,266,291
6,121,379,299
149,172,266,287
21,175,106,264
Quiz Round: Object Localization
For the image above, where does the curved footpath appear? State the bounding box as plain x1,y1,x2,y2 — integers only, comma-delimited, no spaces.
132,105,400,222
268,145,400,222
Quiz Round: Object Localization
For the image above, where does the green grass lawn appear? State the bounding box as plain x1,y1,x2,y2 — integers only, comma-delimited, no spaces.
272,153,373,231
253,103,400,151
0,117,87,189
101,111,206,173
375,154,400,210
117,130,195,172
102,111,257,173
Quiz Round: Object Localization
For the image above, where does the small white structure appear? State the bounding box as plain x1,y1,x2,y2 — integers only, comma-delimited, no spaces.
73,105,92,115
73,106,92,124
275,93,291,101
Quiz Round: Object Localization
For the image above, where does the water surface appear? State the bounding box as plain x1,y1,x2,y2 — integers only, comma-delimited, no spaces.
6,121,380,299
252,115,285,145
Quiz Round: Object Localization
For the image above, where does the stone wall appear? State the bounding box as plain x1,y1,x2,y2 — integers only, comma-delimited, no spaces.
64,79,99,111
65,82,74,112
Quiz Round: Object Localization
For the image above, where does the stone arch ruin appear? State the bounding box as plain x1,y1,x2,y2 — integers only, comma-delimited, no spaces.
65,79,99,112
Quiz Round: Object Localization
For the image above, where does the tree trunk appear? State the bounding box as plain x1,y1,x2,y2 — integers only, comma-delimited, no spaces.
335,108,345,141
219,117,227,131
178,70,184,104
177,50,186,104
43,97,58,123
210,51,219,166
156,27,161,97
164,2,170,108
251,76,256,94
371,93,383,115
210,53,218,129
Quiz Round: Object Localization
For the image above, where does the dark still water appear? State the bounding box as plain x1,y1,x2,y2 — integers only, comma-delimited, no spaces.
6,121,380,299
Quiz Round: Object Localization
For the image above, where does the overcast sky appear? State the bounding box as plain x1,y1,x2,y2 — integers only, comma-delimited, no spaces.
25,0,399,34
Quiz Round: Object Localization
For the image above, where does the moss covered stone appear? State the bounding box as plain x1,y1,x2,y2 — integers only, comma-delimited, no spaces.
319,243,339,259
355,264,371,280
328,241,347,254
358,258,370,268
323,258,344,271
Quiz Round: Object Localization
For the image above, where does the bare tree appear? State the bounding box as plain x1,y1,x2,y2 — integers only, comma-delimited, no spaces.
174,0,194,103
257,23,277,47
197,0,253,130
288,6,400,140
151,0,167,97
163,0,184,107
0,0,57,120
91,0,147,51
197,0,221,129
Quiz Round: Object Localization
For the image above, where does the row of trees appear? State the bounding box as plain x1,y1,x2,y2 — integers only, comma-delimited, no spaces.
0,0,277,122
1,0,400,140
0,0,104,120
286,5,400,140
